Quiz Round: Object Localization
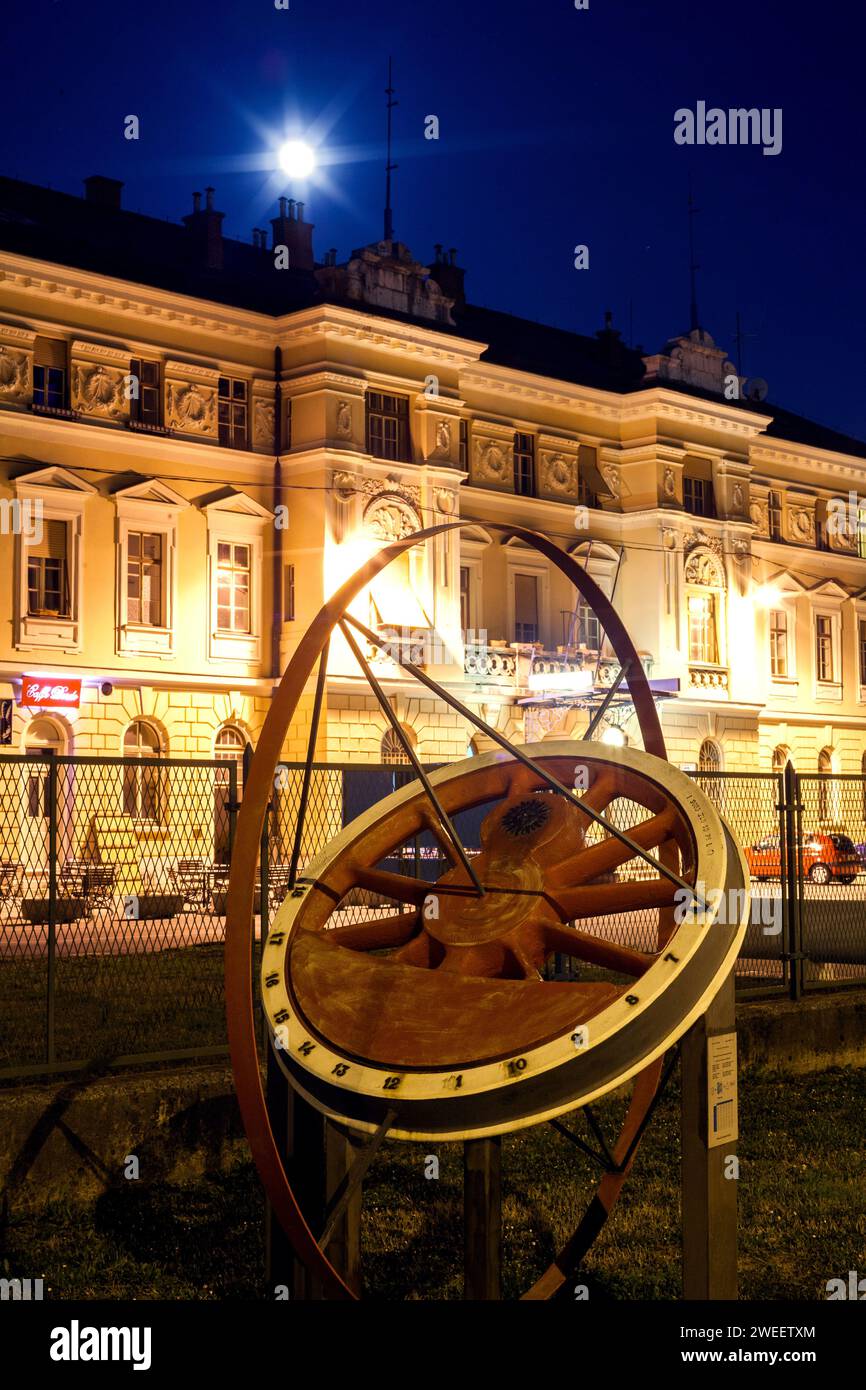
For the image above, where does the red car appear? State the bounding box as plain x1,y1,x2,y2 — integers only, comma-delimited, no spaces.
746,832,861,884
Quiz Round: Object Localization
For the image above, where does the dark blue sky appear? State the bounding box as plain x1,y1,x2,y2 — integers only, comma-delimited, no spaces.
5,0,864,441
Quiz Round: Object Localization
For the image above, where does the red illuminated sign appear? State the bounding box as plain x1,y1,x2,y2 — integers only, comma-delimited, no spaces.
20,677,82,710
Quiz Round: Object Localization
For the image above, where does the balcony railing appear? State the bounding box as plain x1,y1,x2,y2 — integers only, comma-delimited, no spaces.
688,664,729,692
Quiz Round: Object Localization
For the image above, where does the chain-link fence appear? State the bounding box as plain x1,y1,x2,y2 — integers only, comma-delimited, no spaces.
0,752,238,1077
3,754,865,1078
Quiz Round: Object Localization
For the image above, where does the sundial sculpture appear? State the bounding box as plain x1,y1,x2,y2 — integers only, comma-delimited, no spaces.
225,523,749,1300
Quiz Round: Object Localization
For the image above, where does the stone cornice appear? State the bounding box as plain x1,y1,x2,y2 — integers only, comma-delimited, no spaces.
461,363,621,418
284,369,366,397
619,388,773,440
277,304,487,366
0,250,275,344
70,339,131,365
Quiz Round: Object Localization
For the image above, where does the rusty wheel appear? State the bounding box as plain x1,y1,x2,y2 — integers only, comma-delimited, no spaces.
225,522,748,1300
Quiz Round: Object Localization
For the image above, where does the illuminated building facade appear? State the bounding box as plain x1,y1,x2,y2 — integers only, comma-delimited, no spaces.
2,171,866,809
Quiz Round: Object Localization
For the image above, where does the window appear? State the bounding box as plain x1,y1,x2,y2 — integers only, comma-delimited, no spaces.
216,542,251,633
27,520,69,617
860,618,866,686
514,433,535,496
215,726,247,797
577,599,601,652
122,720,164,821
514,572,539,644
772,745,789,774
688,593,718,664
683,476,715,518
381,725,414,765
366,391,409,462
32,337,67,411
769,609,789,678
284,564,295,622
214,725,248,863
129,359,161,427
768,490,783,541
818,747,833,822
126,532,162,626
858,509,866,560
459,566,470,632
699,739,722,774
815,615,834,682
459,419,468,469
698,739,723,805
218,377,249,449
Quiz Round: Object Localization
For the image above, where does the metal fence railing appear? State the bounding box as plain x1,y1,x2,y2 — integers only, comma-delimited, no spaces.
0,753,238,1078
2,754,865,1079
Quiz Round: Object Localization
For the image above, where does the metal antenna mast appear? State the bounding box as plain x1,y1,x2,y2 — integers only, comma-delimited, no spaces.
384,57,397,243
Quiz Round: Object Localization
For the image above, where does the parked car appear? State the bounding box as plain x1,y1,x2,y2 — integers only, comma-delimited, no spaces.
745,832,861,884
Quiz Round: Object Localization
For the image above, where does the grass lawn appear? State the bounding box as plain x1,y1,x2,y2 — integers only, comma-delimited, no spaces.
3,1065,864,1300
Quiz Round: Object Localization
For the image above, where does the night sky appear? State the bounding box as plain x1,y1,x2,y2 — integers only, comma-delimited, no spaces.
4,0,864,441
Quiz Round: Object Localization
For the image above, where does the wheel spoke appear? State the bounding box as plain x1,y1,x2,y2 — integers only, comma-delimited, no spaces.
541,923,656,976
550,878,679,922
351,867,438,905
575,771,619,817
548,807,679,887
325,913,420,951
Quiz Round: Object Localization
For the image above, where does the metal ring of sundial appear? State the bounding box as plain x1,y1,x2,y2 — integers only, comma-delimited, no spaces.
225,522,749,1300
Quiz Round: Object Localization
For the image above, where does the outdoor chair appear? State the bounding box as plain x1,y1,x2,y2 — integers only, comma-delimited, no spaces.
170,857,212,909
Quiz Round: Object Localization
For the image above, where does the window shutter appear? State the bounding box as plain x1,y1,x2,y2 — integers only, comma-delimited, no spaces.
34,337,67,369
28,519,68,560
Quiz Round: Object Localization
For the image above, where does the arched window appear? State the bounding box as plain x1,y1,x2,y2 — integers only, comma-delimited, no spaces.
381,725,415,766
698,738,723,807
817,747,833,823
772,745,791,775
215,725,248,793
698,739,722,774
122,719,164,820
214,725,249,863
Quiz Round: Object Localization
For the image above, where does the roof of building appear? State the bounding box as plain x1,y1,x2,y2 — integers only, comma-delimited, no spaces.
1,173,864,460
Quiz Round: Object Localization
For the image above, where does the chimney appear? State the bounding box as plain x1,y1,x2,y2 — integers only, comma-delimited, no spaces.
429,245,466,309
183,186,225,270
83,175,124,210
270,195,315,271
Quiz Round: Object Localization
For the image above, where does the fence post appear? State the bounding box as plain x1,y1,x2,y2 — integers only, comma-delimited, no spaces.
45,750,58,1066
783,761,803,1001
226,760,238,863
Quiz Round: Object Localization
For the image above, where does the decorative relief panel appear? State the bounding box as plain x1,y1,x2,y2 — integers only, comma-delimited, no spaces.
787,502,815,545
166,381,217,436
471,433,513,489
538,450,577,497
432,418,452,457
364,493,421,541
0,346,31,403
252,397,275,448
71,362,128,420
335,399,353,439
749,495,769,536
684,546,726,588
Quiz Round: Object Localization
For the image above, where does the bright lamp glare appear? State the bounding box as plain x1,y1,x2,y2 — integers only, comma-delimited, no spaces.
753,583,783,608
278,140,315,178
600,726,626,747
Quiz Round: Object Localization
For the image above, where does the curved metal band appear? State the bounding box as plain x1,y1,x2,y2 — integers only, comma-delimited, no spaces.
225,521,668,1300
